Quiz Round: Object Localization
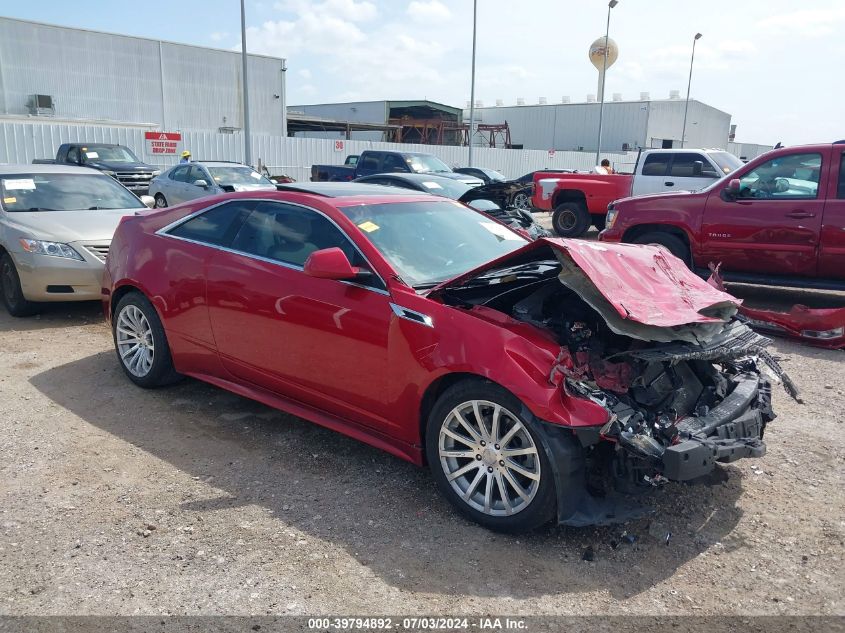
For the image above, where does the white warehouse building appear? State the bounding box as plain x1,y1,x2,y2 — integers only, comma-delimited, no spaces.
468,97,735,153
0,16,286,164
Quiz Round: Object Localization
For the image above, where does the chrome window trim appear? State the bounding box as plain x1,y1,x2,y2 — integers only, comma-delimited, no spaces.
389,302,434,328
155,198,390,295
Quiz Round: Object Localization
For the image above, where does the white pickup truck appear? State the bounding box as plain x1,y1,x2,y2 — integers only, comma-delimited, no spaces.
532,148,745,237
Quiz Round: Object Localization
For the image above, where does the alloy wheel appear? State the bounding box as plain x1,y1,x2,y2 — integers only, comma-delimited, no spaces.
512,192,531,211
116,304,155,377
438,400,541,516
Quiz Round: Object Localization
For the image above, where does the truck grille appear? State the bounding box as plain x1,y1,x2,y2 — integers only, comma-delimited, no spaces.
115,172,153,189
84,243,111,262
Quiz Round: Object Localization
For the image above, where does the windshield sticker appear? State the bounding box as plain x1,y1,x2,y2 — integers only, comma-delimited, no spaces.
480,221,521,240
422,181,443,189
3,197,17,204
3,178,36,190
85,151,99,159
357,221,380,233
250,171,262,179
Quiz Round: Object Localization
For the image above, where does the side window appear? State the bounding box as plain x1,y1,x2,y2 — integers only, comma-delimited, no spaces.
188,166,207,184
358,155,380,173
670,153,718,178
738,153,822,199
170,166,190,182
838,153,845,199
641,154,669,176
66,147,80,164
382,154,405,172
167,200,256,246
230,202,384,289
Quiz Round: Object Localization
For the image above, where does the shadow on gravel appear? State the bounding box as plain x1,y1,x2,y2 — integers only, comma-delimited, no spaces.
0,301,104,333
31,351,747,600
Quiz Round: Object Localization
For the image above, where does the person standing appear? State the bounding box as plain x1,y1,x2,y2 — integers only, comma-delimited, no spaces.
180,150,191,164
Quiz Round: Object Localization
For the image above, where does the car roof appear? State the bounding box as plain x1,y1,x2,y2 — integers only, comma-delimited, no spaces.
275,182,424,197
358,173,461,184
0,164,105,175
192,161,253,168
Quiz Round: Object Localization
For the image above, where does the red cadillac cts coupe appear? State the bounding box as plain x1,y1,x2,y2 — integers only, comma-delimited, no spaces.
103,183,788,533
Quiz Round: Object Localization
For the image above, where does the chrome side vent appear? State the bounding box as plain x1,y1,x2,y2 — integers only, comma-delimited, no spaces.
390,303,434,328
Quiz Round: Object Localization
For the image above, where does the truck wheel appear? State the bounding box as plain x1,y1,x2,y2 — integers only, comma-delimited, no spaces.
552,202,590,237
632,232,690,266
592,214,607,232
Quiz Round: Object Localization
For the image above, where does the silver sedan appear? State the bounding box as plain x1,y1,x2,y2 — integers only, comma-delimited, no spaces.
148,161,277,207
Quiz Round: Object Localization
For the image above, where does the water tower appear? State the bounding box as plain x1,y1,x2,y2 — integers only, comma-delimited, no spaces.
588,36,619,102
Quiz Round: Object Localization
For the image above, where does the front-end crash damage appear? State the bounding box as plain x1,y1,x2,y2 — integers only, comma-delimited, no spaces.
431,238,799,525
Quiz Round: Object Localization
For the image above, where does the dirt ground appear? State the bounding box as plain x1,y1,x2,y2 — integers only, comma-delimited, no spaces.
0,285,843,616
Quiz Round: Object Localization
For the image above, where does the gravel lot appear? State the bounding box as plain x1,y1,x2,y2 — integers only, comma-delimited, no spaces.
1,282,843,616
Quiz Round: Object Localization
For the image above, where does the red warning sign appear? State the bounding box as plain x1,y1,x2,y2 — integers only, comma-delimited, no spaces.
144,131,182,156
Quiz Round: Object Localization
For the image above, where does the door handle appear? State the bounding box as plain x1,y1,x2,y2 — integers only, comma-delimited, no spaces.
664,181,674,186
785,210,816,219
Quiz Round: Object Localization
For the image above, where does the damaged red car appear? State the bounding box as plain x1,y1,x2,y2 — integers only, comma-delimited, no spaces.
103,184,792,533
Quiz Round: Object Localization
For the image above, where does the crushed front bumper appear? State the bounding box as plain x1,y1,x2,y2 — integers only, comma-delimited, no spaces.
661,374,770,481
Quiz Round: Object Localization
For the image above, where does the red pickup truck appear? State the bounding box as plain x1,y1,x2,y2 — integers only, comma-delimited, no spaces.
599,142,845,291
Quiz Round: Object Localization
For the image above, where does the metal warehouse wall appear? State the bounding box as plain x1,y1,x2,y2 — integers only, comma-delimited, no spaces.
0,119,636,182
727,142,773,161
645,100,730,150
289,102,388,142
472,100,731,152
0,17,286,135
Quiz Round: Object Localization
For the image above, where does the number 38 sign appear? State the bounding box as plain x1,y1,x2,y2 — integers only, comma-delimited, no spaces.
334,140,345,152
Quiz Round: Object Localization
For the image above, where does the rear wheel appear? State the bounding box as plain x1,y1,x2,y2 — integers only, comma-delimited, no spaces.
113,292,181,388
425,380,556,533
154,194,168,208
0,253,39,317
632,231,690,266
552,202,590,237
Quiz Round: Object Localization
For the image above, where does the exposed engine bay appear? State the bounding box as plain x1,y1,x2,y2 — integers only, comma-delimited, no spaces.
435,245,799,491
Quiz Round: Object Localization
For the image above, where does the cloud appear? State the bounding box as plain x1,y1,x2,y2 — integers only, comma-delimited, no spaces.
407,0,451,23
209,31,229,42
758,7,845,37
298,69,312,80
274,0,377,22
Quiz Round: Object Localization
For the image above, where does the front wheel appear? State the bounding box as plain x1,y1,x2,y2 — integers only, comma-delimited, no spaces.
552,202,590,237
154,194,168,208
592,214,607,232
112,292,181,388
511,191,532,211
0,254,39,317
425,380,556,533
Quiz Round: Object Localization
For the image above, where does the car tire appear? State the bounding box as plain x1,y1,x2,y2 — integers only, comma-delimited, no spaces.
112,291,182,388
592,214,607,232
0,253,40,317
154,194,168,208
511,191,532,211
632,232,691,266
552,202,590,237
425,379,557,533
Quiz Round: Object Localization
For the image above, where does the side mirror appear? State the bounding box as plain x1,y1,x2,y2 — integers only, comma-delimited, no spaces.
725,178,741,198
304,247,360,280
140,195,155,209
193,179,209,188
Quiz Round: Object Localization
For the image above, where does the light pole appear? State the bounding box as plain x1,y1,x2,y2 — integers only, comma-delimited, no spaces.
467,0,478,166
240,0,252,166
595,0,618,166
681,32,702,148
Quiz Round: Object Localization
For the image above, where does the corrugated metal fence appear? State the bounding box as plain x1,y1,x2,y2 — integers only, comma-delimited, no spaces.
0,118,637,181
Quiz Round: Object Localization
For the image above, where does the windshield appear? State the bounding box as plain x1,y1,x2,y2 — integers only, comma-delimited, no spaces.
414,178,474,200
482,169,507,181
709,151,744,175
340,200,527,288
80,145,140,163
207,166,275,186
406,154,452,174
0,173,144,212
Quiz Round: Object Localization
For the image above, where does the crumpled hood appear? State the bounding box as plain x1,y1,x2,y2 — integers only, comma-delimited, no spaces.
6,208,142,243
229,183,277,193
430,238,741,343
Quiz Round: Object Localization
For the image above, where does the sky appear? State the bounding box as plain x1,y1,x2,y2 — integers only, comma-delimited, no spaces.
2,0,843,146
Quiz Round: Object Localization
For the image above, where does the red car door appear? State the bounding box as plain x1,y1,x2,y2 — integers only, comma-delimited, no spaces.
818,149,845,280
205,200,399,434
699,150,827,277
